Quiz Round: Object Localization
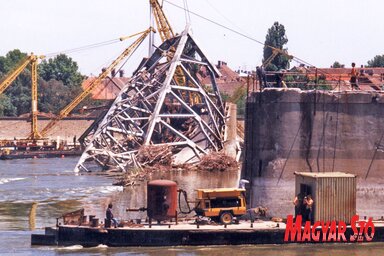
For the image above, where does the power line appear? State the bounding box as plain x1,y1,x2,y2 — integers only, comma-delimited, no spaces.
164,0,351,80
44,38,122,58
205,0,251,39
164,0,265,46
163,1,324,68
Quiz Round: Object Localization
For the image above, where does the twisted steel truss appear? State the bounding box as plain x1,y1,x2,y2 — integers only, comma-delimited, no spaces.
75,27,226,172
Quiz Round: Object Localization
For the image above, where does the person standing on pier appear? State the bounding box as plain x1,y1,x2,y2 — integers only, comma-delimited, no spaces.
106,203,118,228
293,193,301,219
256,66,267,89
303,195,314,224
350,62,359,90
239,179,249,198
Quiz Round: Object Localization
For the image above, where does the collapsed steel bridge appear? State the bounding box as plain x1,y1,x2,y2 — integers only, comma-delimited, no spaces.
75,27,226,172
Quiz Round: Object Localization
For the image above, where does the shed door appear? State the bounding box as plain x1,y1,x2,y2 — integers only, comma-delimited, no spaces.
300,184,312,196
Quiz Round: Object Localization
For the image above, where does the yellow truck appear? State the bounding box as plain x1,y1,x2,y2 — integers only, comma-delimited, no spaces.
194,188,247,224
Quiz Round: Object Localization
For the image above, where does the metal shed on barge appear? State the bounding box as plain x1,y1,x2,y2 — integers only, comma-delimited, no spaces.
294,171,356,223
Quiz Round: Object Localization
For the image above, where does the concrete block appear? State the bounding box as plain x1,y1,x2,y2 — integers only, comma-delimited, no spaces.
374,93,384,104
339,91,375,104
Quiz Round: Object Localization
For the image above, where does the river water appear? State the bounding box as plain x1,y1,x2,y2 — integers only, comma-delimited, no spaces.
0,158,383,255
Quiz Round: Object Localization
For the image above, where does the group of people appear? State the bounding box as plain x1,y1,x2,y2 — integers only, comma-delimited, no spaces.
256,62,361,90
293,193,314,223
255,66,289,89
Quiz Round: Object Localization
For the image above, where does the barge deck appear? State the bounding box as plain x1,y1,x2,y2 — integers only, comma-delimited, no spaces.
31,220,384,247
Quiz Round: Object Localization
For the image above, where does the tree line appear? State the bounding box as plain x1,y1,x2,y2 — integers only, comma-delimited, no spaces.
333,55,384,68
1,25,384,117
0,49,99,117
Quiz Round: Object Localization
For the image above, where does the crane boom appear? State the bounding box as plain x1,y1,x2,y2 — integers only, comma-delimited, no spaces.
263,46,293,68
149,0,174,42
30,56,42,139
0,54,44,140
149,0,200,103
0,56,33,95
39,27,155,137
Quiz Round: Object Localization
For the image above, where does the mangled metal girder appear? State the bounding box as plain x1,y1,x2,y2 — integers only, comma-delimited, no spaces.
75,27,226,172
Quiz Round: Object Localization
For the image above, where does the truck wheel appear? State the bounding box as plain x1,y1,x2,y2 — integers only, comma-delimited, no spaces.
220,212,233,224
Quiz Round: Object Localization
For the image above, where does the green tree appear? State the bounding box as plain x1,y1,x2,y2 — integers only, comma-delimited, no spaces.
39,54,84,88
263,22,290,71
367,55,384,67
0,49,28,75
0,50,88,116
39,79,68,113
332,61,343,68
0,94,17,116
0,49,31,116
220,92,230,102
229,86,247,117
38,54,86,114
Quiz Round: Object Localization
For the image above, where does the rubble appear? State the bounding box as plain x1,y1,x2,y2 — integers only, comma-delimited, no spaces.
198,151,239,172
113,147,238,186
136,145,173,167
75,27,226,173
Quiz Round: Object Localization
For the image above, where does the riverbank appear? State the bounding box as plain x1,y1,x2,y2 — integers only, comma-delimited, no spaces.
0,118,94,141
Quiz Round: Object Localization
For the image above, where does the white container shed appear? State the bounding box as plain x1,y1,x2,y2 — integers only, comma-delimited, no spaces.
294,171,356,223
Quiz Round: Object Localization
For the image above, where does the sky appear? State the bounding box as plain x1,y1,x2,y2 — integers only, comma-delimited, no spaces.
2,0,384,76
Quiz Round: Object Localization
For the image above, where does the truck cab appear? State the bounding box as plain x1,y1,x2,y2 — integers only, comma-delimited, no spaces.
194,188,247,224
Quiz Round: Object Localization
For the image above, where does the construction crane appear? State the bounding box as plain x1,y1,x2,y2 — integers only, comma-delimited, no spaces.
149,0,175,42
149,0,200,104
0,54,45,140
38,27,155,137
262,46,293,69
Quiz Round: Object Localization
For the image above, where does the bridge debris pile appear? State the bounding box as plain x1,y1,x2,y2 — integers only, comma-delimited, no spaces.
75,27,226,173
136,145,173,167
113,150,238,186
198,151,238,172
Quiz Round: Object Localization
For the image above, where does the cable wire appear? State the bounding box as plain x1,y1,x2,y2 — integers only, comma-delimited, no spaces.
205,0,251,38
163,0,344,80
45,38,122,58
164,0,265,45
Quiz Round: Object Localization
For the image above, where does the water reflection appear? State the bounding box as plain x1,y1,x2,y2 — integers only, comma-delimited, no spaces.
0,157,240,231
49,243,384,256
29,202,37,230
100,170,240,222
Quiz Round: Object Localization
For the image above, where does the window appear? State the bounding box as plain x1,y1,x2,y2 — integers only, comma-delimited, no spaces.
210,198,241,208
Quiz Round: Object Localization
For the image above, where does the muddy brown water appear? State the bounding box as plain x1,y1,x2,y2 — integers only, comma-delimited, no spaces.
0,158,382,255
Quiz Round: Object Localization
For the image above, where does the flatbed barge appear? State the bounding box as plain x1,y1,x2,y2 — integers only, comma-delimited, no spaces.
32,220,384,247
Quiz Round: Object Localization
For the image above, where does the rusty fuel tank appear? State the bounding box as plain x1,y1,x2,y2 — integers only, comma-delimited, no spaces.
147,180,177,221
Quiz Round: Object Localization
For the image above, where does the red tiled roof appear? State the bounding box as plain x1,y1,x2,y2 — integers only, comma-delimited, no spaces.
200,62,246,95
82,77,130,100
290,67,384,91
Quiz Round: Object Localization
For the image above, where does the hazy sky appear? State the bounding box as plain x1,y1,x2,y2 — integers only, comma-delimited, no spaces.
2,0,384,76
